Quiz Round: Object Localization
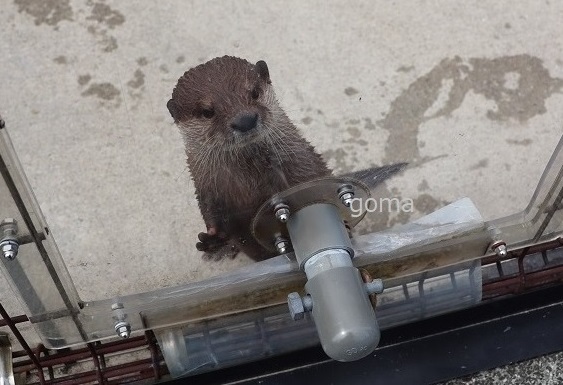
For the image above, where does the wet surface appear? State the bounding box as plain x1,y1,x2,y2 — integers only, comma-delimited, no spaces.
14,0,73,27
379,55,563,165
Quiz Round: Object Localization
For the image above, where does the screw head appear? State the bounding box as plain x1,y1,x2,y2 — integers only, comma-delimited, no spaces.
118,327,130,339
1,240,18,260
494,244,507,258
111,302,124,311
338,185,355,207
274,204,290,223
275,240,289,254
274,237,290,254
114,321,131,339
340,192,354,207
490,241,507,258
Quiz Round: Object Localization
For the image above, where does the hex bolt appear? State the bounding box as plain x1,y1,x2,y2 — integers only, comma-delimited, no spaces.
1,241,18,261
490,241,507,258
365,279,384,295
111,302,131,339
287,292,304,320
495,244,507,258
114,321,131,339
274,236,290,254
337,185,355,207
274,203,290,223
0,218,19,260
287,292,313,321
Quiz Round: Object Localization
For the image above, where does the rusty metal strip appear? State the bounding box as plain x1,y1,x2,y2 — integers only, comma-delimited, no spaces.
0,303,46,384
12,336,147,371
87,342,105,384
144,330,161,381
37,344,54,382
482,263,563,299
0,314,28,328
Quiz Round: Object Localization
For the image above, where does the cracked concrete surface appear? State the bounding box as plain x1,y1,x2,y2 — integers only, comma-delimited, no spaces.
1,1,563,383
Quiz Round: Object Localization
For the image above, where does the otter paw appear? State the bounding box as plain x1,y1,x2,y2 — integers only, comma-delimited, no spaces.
196,231,228,252
201,243,240,261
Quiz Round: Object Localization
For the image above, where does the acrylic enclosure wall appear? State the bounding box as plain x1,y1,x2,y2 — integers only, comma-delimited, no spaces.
1,120,563,348
1,8,563,349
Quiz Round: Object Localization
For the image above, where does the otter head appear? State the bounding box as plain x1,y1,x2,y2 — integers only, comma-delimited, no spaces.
167,56,279,152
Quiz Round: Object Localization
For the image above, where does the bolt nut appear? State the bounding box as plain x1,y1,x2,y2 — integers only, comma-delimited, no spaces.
1,240,18,260
490,241,507,258
111,302,130,338
494,244,507,258
288,292,305,321
340,192,354,207
114,321,131,339
276,209,290,223
275,238,290,254
274,204,290,223
338,185,355,207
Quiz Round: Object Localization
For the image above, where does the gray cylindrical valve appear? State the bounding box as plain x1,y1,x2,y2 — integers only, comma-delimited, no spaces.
303,250,380,361
286,203,380,362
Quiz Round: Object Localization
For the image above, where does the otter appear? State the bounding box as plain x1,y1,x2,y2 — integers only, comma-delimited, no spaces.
167,56,403,260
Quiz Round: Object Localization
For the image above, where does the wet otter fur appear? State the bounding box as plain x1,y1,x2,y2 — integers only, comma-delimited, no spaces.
167,56,403,260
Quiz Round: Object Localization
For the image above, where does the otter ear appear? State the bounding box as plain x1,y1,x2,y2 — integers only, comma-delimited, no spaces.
255,60,271,84
167,99,180,122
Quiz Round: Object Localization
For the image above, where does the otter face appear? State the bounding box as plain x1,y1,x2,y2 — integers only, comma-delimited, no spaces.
167,56,279,152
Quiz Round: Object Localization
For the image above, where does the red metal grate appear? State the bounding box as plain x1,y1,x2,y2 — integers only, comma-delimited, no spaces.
0,308,168,385
482,237,563,299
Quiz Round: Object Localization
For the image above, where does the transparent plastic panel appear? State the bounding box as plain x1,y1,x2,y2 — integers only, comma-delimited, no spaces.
1,3,563,354
1,116,563,348
0,128,84,347
2,123,490,347
157,260,482,378
2,38,562,306
487,135,563,247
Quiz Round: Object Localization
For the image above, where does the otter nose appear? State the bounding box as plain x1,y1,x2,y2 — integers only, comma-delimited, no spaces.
231,113,258,133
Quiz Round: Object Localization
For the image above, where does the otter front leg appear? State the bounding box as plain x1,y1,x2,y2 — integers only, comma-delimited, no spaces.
196,199,240,260
197,230,241,261
201,241,240,261
195,229,226,250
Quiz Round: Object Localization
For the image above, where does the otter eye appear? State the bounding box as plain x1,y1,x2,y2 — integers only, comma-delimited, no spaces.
201,107,215,119
251,86,261,100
